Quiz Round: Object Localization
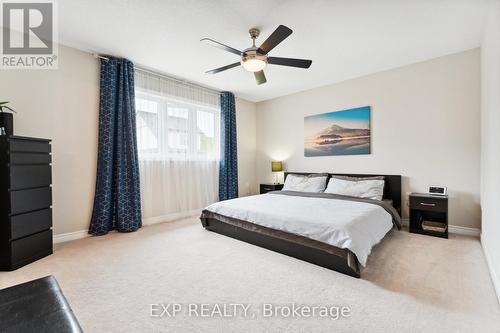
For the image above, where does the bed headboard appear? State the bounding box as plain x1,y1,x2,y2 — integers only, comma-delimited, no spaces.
283,172,402,214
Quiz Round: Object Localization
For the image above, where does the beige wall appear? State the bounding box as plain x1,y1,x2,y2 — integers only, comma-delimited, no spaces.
0,43,482,234
0,44,100,235
480,0,500,302
236,97,258,196
0,44,259,235
256,49,481,229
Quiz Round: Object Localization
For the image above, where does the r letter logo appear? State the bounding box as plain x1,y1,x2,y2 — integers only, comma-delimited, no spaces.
1,0,58,69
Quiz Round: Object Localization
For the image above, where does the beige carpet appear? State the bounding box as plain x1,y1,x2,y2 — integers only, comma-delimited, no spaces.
1,217,499,332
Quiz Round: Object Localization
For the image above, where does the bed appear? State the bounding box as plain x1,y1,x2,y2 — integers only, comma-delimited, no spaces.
200,172,402,278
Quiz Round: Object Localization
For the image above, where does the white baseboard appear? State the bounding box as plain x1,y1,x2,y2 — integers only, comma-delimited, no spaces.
56,216,478,244
448,225,480,237
53,210,201,244
142,209,201,226
401,219,480,237
481,235,500,304
53,229,89,244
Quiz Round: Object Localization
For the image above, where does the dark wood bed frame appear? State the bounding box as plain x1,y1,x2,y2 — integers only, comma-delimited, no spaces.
202,172,402,278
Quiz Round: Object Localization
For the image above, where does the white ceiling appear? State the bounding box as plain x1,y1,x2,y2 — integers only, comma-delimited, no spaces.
58,0,488,102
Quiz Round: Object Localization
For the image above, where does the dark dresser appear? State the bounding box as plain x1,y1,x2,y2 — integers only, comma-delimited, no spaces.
409,193,448,239
260,183,284,194
0,136,53,270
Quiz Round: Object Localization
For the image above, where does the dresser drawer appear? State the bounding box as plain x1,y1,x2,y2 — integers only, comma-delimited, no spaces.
10,230,52,267
410,196,447,212
9,152,51,165
9,139,51,153
260,184,284,194
10,165,51,190
10,209,52,240
10,187,52,215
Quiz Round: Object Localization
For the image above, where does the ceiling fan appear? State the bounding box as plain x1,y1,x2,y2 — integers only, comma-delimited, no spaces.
201,25,312,85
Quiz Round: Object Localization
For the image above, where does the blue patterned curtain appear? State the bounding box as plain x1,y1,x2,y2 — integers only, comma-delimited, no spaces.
219,92,238,201
89,57,142,235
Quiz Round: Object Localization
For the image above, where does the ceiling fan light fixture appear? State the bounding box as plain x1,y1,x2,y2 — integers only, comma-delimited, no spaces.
202,25,312,84
242,58,267,72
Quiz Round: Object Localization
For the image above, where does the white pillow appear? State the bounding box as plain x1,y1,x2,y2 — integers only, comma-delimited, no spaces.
282,174,328,193
324,177,385,200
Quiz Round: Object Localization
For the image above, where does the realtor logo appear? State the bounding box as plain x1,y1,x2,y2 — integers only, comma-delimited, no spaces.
1,0,58,69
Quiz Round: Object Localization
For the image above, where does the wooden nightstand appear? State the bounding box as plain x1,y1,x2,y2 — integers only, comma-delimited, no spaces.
260,183,284,194
409,193,448,239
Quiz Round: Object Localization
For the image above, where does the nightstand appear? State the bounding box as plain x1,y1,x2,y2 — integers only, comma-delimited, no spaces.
260,183,284,194
409,193,448,239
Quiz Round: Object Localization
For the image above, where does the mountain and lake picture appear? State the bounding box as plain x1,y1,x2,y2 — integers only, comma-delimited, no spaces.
304,106,371,156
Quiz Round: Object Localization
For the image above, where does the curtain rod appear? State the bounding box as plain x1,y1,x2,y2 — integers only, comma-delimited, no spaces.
91,53,222,96
135,66,222,95
92,53,110,61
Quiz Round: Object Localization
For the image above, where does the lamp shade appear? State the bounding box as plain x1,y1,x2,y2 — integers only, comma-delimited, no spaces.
271,161,283,172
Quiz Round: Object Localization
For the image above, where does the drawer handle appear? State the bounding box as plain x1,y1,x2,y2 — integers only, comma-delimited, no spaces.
420,202,436,207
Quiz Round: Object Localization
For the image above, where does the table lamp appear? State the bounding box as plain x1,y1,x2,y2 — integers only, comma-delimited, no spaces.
271,161,283,184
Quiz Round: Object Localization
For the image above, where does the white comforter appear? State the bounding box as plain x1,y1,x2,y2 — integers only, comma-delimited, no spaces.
204,193,394,266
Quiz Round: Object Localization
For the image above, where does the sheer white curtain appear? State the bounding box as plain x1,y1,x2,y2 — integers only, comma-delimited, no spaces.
135,69,220,224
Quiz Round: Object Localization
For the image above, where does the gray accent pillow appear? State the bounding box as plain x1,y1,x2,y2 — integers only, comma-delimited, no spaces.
383,199,394,206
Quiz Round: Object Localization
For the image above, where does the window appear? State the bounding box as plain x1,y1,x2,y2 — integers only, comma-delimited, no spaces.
134,69,221,221
136,97,159,152
197,110,216,153
135,93,220,161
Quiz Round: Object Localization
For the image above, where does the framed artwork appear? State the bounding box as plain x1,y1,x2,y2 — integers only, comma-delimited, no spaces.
304,106,371,157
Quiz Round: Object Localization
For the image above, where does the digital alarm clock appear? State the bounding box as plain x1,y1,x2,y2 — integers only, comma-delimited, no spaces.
429,186,447,196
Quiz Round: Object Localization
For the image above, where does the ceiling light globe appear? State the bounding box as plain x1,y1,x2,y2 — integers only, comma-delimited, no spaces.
242,58,267,72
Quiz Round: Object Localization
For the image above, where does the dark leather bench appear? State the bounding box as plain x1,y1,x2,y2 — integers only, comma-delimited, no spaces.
0,275,83,333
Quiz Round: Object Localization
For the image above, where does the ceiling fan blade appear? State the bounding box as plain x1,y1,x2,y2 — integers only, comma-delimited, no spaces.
200,38,243,56
205,62,241,74
258,25,293,54
268,57,312,68
254,70,267,85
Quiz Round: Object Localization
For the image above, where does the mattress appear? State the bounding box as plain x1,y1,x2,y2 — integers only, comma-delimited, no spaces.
202,191,401,266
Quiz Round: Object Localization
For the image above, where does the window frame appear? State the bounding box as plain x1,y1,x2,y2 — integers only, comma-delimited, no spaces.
135,91,220,162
